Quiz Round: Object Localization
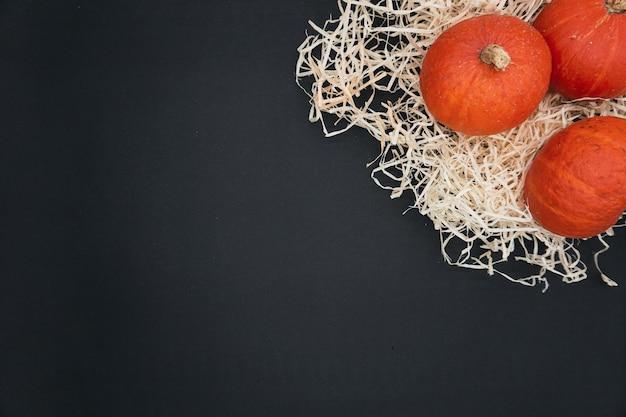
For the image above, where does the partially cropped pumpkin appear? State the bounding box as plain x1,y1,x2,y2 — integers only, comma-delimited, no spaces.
419,14,552,136
524,116,626,238
533,0,626,100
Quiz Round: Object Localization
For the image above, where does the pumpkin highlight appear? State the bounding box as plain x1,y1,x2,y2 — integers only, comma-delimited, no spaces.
524,116,626,238
419,14,552,136
533,0,626,100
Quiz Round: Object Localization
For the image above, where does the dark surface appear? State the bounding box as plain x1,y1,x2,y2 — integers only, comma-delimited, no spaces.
1,1,625,416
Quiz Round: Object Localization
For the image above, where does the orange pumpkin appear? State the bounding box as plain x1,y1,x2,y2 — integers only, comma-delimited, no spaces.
533,0,626,100
524,116,626,238
419,14,552,136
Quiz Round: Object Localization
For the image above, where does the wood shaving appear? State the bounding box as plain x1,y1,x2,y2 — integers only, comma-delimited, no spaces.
295,0,626,290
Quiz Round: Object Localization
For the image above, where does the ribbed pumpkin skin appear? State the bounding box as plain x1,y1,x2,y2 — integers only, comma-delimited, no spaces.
419,14,551,136
524,116,626,238
533,0,626,99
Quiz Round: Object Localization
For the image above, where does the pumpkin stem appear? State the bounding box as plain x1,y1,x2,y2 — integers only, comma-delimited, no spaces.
606,0,626,13
480,44,511,71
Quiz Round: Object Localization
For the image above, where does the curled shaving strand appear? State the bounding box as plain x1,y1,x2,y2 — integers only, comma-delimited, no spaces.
295,0,626,290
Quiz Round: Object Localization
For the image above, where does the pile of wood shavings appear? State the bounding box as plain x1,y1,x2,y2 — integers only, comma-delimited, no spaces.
295,0,626,290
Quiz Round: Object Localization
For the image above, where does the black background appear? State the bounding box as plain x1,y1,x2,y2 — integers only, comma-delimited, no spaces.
1,1,625,416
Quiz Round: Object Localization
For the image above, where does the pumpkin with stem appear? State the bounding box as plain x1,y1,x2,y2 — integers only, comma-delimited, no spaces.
533,0,626,100
524,116,626,238
419,14,552,136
